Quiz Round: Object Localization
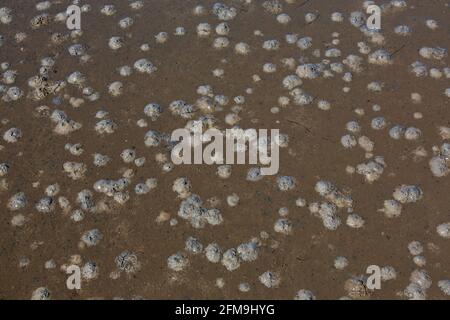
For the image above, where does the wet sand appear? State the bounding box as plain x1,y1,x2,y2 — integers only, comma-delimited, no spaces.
0,0,449,300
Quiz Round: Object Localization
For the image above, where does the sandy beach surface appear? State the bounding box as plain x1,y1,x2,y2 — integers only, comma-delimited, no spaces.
0,0,449,300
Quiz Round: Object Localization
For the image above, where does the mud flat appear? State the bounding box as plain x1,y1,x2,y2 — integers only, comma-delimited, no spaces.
0,0,449,300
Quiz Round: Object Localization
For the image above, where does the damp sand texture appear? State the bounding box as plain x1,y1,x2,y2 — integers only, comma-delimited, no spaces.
0,0,450,300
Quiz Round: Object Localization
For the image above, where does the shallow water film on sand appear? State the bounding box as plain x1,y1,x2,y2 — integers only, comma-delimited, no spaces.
0,0,449,300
